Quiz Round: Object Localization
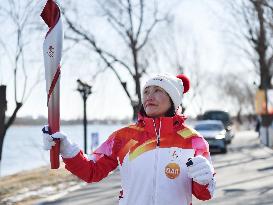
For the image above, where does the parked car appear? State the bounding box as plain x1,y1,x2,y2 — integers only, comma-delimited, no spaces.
202,110,234,144
194,120,227,153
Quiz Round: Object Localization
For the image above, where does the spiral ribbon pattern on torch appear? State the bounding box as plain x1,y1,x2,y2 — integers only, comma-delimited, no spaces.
41,0,63,105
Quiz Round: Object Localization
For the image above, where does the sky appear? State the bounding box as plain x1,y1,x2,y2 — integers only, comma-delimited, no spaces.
0,0,255,121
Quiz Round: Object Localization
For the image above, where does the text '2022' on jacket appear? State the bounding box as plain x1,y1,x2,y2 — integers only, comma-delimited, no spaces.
63,114,216,205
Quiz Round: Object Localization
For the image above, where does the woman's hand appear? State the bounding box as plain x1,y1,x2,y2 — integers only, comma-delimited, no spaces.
187,155,214,185
42,125,80,158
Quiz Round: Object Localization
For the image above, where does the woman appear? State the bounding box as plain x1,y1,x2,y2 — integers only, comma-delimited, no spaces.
43,73,216,205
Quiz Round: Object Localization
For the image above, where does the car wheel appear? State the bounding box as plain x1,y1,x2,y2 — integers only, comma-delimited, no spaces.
221,147,227,154
221,139,227,153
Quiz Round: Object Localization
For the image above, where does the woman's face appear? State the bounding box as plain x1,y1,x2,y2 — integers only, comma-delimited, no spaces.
143,86,172,118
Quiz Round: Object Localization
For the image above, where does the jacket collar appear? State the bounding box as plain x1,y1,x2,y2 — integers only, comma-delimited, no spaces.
137,113,186,134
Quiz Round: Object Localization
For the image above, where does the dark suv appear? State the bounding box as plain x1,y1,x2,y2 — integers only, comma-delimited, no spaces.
202,110,234,143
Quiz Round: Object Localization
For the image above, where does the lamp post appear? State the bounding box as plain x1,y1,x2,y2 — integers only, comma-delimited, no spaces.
77,79,92,154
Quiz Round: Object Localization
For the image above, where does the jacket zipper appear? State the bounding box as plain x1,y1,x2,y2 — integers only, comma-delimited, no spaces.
152,119,161,205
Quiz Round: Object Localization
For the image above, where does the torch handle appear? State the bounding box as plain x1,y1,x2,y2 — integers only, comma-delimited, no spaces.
50,139,60,169
48,80,60,169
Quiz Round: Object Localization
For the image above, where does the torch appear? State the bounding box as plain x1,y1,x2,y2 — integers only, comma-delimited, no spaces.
41,0,63,169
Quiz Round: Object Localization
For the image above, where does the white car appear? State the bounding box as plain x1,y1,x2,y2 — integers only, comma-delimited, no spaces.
202,110,234,144
194,120,227,153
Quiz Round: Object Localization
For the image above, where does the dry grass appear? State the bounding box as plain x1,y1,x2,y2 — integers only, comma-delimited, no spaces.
0,163,81,205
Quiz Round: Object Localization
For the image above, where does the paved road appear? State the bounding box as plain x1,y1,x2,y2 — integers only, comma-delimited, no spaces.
39,131,273,205
194,131,273,205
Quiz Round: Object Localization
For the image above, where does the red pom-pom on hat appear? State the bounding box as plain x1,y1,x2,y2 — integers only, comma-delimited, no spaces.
176,74,190,93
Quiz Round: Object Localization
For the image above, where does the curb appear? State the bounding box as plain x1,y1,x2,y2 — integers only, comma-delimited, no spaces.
260,143,273,154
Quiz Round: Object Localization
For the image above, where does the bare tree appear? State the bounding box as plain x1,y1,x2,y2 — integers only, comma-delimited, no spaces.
223,0,273,89
216,73,255,123
176,45,209,115
158,21,209,115
62,0,173,120
0,0,41,173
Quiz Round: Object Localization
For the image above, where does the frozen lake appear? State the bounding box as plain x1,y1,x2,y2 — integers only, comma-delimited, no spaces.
0,124,124,176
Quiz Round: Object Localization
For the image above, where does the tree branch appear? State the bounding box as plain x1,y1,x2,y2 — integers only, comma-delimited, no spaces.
136,1,166,51
137,17,163,51
97,0,130,39
127,0,134,37
106,17,130,45
64,13,134,76
136,0,144,39
64,13,133,100
4,102,23,132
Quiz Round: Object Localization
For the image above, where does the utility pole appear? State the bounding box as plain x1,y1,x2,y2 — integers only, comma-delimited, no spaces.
77,79,92,154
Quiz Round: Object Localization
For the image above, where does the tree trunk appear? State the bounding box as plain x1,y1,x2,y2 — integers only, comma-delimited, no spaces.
0,85,7,167
132,42,142,121
132,103,139,121
0,85,23,173
254,1,271,89
133,73,142,121
236,108,242,124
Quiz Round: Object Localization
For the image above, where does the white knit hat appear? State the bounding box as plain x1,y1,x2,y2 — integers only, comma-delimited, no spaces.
142,73,190,110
